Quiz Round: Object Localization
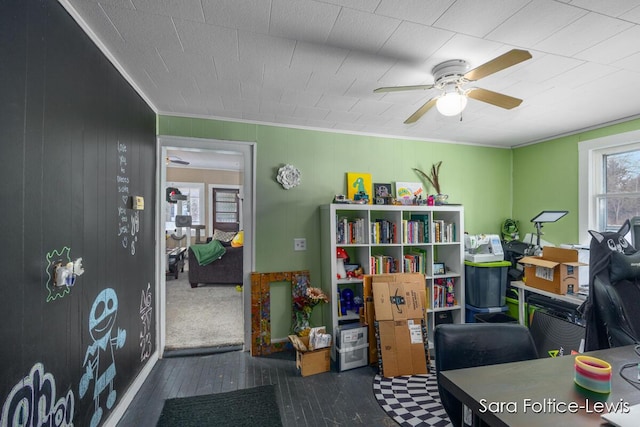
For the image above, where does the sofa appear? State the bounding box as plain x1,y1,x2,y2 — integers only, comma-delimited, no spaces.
188,245,243,288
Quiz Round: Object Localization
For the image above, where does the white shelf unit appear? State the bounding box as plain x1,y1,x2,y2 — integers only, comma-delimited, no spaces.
320,203,465,350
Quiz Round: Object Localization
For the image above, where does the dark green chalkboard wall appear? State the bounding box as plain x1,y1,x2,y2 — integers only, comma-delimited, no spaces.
0,1,156,425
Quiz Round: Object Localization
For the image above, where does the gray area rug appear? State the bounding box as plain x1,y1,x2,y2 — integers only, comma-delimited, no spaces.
165,272,243,350
157,385,281,427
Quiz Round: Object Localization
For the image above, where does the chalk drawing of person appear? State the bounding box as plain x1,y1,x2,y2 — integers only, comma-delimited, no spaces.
79,288,126,427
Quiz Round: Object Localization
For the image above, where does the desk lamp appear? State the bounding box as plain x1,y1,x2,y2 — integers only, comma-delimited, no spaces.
528,210,568,255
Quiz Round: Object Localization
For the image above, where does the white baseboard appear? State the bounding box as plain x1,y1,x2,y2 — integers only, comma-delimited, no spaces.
102,351,159,426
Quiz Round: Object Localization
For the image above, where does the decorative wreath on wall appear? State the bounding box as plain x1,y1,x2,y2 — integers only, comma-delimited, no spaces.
276,164,301,190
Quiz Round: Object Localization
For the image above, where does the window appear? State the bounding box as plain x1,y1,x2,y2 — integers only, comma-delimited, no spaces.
597,149,640,231
165,182,204,232
579,131,640,242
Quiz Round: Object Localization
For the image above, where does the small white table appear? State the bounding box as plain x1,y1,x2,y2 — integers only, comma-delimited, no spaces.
510,280,585,325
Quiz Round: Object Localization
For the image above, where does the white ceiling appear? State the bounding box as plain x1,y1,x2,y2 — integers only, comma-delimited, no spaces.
63,0,640,148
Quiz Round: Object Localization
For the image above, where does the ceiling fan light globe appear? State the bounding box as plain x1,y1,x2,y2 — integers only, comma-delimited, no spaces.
436,92,467,116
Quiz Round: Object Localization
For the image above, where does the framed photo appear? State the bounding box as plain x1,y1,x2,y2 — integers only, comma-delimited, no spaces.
373,183,392,204
347,172,372,204
395,181,425,205
433,262,446,275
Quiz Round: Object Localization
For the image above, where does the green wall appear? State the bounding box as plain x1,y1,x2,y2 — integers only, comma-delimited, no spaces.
512,118,640,245
159,114,640,335
159,115,512,333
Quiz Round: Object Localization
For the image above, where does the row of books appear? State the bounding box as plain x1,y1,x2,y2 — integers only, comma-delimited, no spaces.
371,219,396,244
369,255,399,275
432,277,456,308
402,214,430,244
402,219,429,243
337,215,457,245
403,248,427,274
433,220,456,243
336,217,366,244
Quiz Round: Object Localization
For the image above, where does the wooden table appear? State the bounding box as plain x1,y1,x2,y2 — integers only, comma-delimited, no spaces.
439,345,640,426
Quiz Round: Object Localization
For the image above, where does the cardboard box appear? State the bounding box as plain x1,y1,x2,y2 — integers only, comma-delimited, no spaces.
369,274,426,321
288,335,331,377
362,273,427,365
372,281,424,321
367,274,428,377
377,319,427,377
519,247,587,295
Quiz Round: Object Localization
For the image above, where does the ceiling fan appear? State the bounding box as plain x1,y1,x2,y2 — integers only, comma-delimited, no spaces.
374,49,532,123
166,155,190,165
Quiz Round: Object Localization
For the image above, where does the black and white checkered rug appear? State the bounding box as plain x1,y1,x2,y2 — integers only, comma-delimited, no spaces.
373,373,452,427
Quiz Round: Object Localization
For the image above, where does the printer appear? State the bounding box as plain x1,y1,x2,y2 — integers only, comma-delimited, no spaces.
464,234,505,263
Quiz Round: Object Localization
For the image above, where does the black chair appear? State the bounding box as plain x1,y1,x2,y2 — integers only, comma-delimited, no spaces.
581,221,640,351
592,274,640,348
434,323,539,427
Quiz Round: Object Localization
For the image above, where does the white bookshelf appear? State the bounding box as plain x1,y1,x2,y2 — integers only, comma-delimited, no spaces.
320,203,466,349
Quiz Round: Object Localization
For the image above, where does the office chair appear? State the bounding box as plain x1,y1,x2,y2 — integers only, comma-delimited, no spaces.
582,220,640,351
592,273,640,348
434,323,538,427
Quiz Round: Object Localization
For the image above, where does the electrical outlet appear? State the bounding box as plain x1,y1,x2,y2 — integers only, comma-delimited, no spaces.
294,238,306,251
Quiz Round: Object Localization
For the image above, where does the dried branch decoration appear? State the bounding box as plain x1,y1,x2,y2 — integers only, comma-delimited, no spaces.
413,161,442,194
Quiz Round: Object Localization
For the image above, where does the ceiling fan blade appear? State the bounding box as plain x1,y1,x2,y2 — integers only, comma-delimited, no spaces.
463,49,532,81
404,97,438,124
167,156,190,165
374,84,434,94
467,88,523,110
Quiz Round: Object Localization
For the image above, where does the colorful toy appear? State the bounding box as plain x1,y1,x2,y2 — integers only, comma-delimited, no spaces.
336,247,349,279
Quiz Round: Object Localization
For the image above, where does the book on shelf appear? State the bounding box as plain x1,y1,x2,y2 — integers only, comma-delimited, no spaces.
434,277,456,307
337,216,366,244
371,219,395,244
410,213,430,243
403,248,426,273
369,255,398,274
402,216,429,244
432,220,457,243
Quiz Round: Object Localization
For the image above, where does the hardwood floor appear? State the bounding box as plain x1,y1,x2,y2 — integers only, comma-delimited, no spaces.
117,349,395,427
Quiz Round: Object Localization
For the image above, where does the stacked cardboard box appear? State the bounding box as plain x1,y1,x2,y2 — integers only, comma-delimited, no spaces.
519,247,586,295
369,273,429,377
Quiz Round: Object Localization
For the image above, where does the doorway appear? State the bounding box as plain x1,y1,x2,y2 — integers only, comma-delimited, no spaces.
157,136,255,356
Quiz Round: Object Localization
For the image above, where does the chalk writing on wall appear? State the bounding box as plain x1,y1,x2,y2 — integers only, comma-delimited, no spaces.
0,362,75,427
139,283,153,361
117,142,139,255
79,288,127,427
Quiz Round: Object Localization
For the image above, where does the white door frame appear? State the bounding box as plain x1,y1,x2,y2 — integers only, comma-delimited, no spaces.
156,136,256,355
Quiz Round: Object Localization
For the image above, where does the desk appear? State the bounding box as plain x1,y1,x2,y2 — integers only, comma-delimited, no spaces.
510,280,585,326
439,345,640,427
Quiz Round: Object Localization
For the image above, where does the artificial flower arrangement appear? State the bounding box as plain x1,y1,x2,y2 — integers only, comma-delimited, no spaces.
292,283,330,337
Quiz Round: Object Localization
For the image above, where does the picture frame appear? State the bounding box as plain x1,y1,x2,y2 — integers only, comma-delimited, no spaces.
433,262,446,275
347,172,372,204
373,183,392,204
395,181,425,205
